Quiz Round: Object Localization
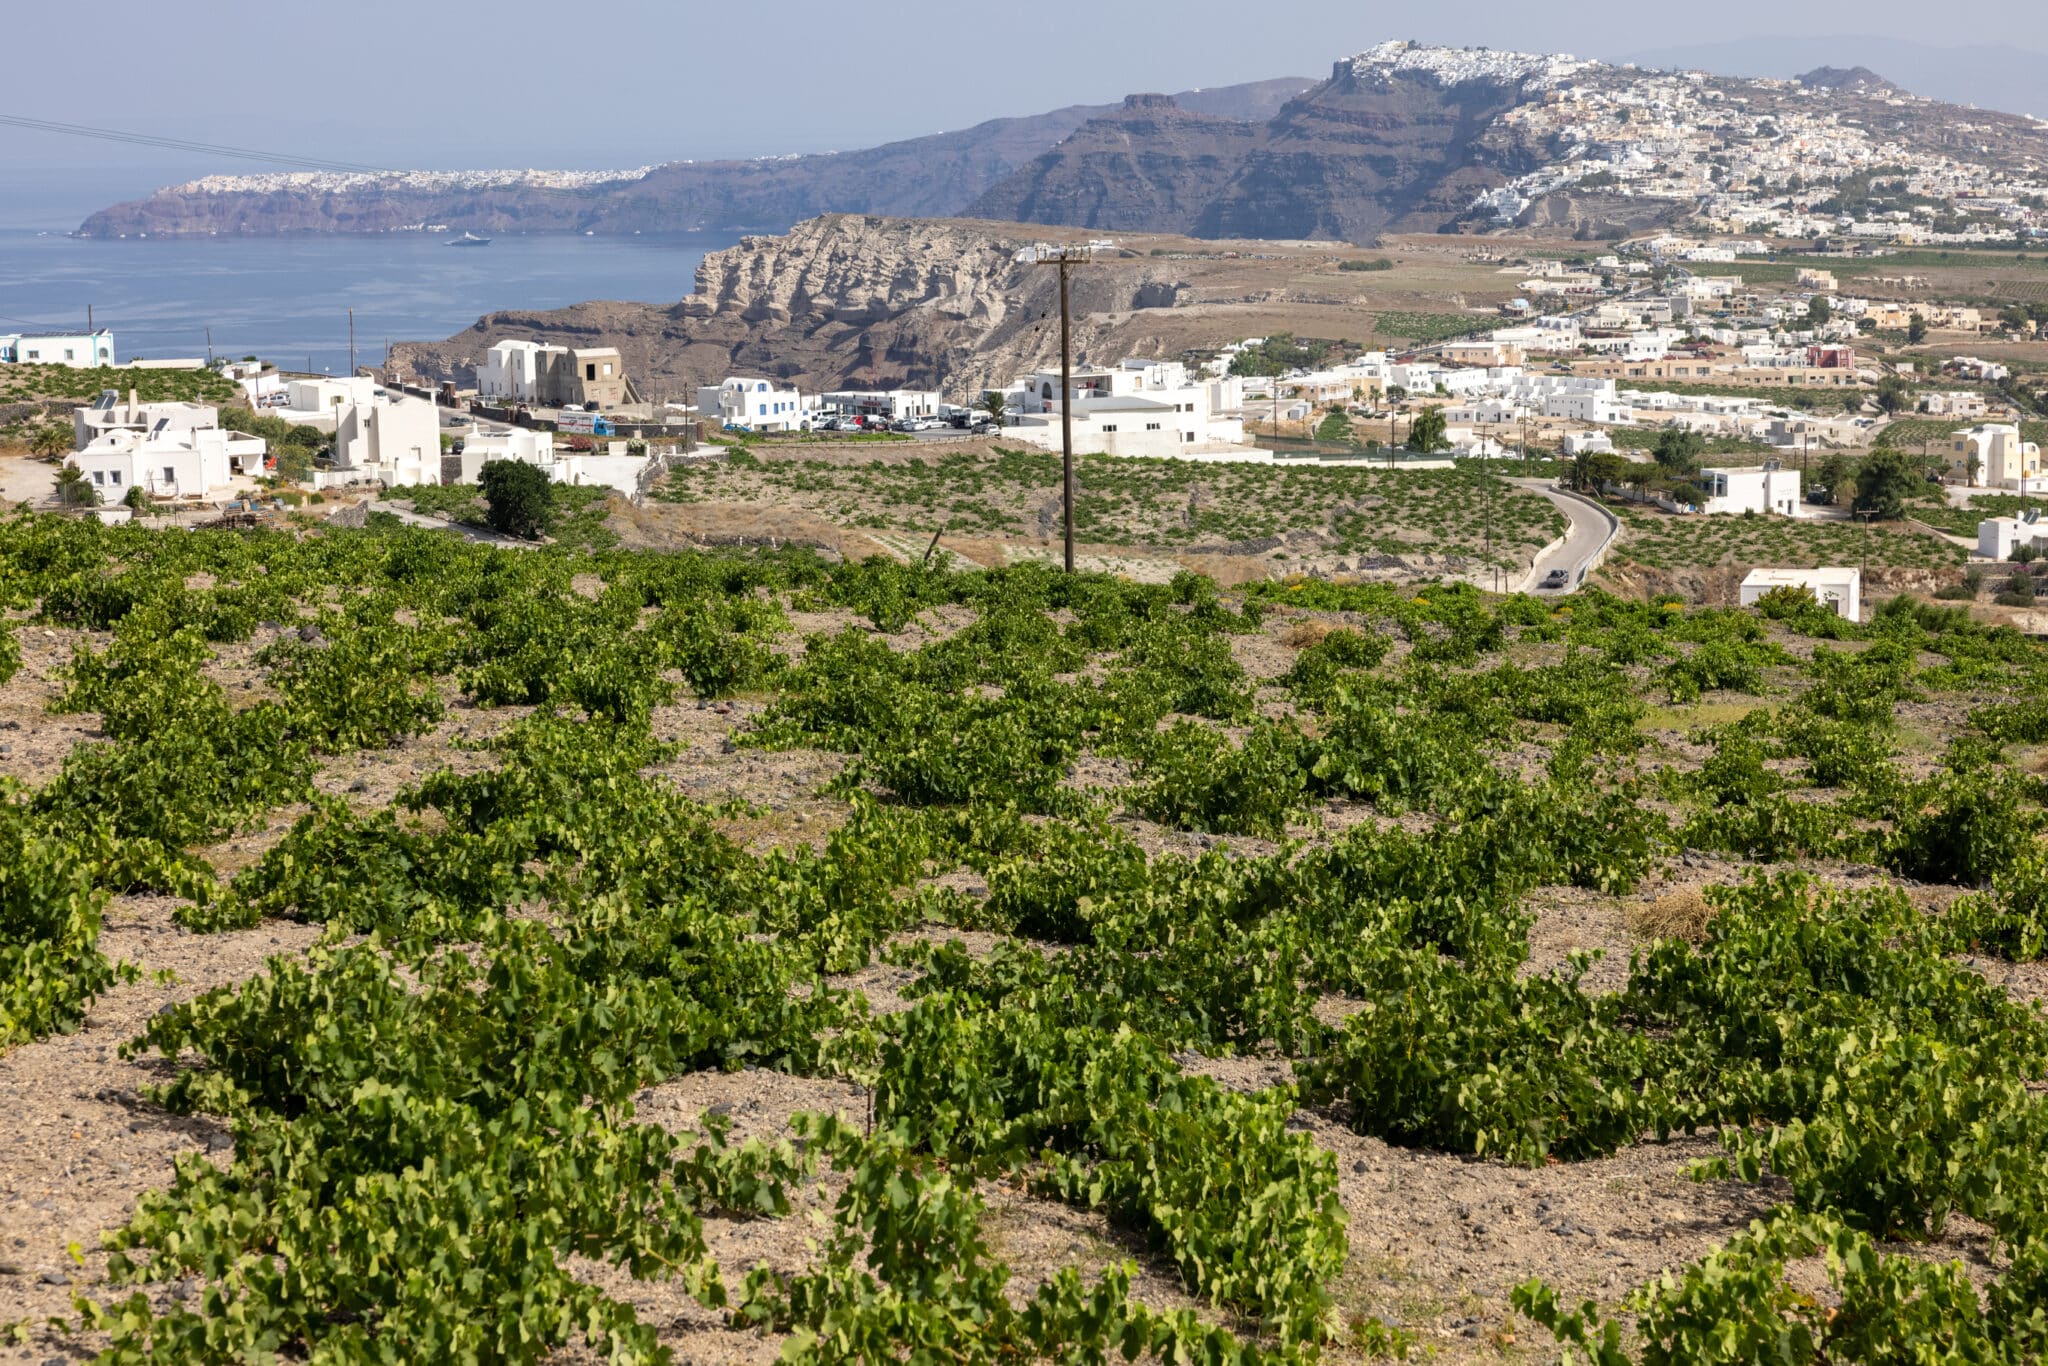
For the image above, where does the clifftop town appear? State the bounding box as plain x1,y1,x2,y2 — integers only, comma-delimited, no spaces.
77,42,2048,244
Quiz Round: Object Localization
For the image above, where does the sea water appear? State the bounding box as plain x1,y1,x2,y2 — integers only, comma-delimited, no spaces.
0,226,735,375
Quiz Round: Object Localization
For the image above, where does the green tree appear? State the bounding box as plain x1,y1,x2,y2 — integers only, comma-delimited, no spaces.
1405,406,1449,453
1853,447,1925,520
28,423,71,460
977,391,1007,426
53,464,99,507
1875,376,1909,415
1570,449,1630,492
1907,313,1929,344
273,446,316,482
478,460,553,539
1807,296,1833,328
1651,427,1706,476
1814,452,1852,503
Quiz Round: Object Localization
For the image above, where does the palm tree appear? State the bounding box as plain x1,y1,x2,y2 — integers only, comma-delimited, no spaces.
29,423,71,460
53,464,99,507
977,391,1007,426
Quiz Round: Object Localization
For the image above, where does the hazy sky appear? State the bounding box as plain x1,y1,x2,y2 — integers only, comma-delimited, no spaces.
4,0,2046,221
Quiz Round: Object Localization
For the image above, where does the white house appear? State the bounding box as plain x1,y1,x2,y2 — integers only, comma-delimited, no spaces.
1921,391,1990,419
1978,515,2048,562
1740,567,1861,621
73,391,221,450
456,426,652,492
220,360,285,405
699,377,806,431
68,425,262,500
274,377,384,432
322,394,443,488
480,340,567,403
820,389,943,421
1,329,114,367
1543,388,1631,425
1561,430,1616,456
1006,357,1246,459
1699,464,1801,516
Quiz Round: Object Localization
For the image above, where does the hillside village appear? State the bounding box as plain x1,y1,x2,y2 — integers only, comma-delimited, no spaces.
18,20,2048,1366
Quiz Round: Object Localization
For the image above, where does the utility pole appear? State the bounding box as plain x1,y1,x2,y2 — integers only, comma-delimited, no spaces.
348,308,356,378
205,327,212,366
87,303,92,333
1031,244,1097,572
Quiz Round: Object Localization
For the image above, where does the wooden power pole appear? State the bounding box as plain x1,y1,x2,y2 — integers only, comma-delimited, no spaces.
1033,245,1096,572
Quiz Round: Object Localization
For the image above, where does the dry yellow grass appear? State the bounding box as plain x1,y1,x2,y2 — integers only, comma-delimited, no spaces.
1283,620,1338,650
1627,887,1716,942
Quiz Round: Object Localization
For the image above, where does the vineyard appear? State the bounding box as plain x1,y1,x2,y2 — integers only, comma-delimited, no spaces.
1609,506,1968,572
655,448,1565,569
1,510,2047,1363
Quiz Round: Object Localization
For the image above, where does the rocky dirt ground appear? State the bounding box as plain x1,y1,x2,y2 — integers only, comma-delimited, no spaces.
0,596,2038,1364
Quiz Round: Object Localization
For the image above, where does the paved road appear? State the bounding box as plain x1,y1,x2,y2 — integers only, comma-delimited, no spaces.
1509,480,1620,595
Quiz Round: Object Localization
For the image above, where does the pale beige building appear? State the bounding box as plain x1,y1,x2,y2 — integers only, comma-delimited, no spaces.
1948,423,2042,489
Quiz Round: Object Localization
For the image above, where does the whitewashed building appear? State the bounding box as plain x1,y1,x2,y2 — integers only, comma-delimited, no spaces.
480,340,567,403
1,329,114,367
699,377,806,431
322,394,443,487
1700,463,1801,516
73,391,221,450
274,377,384,431
820,389,943,421
1003,358,1247,459
1740,567,1860,621
68,425,263,500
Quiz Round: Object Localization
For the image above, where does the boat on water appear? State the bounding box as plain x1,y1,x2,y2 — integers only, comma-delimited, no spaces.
447,231,492,247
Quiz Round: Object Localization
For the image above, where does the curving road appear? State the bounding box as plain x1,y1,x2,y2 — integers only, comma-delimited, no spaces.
1509,479,1621,595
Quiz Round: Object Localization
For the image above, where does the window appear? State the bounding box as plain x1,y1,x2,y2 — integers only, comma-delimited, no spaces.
602,363,613,377
1101,424,1118,433
164,467,176,484
109,470,122,486
64,349,75,361
1145,422,1161,431
92,470,105,485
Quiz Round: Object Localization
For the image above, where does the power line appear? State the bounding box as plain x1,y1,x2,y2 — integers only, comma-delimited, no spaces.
0,113,622,201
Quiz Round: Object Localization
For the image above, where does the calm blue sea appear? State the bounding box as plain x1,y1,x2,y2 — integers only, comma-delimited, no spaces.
0,228,735,374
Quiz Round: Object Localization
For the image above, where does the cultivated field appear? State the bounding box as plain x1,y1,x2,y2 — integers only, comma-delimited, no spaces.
1606,505,1968,574
654,445,1567,577
3,513,2047,1364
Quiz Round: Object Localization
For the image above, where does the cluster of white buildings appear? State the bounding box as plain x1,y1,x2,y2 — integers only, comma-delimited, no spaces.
987,358,1247,460
65,389,269,501
1390,38,2048,241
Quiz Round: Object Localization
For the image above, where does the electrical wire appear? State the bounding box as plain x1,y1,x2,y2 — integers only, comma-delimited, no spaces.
0,113,624,200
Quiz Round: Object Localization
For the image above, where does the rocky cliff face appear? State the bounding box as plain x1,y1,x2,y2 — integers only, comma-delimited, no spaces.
964,96,1264,234
389,215,1220,401
965,64,1609,240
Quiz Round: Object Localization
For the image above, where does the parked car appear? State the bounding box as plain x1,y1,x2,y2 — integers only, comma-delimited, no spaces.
1541,568,1570,589
970,419,998,435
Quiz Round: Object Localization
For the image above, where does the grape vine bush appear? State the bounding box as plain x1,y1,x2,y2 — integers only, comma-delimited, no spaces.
1,508,2046,1363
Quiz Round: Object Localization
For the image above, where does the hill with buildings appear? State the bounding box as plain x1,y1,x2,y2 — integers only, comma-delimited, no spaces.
83,43,2048,244
73,80,1315,240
